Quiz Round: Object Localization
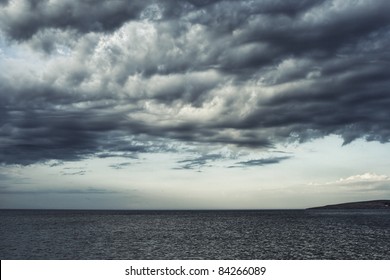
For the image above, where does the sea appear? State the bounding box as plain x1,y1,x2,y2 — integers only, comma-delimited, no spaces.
0,209,389,260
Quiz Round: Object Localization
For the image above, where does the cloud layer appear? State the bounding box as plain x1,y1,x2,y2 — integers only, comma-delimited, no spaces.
309,172,390,194
1,0,390,165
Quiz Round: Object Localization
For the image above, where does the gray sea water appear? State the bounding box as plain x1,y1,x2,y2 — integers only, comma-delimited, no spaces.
0,209,389,259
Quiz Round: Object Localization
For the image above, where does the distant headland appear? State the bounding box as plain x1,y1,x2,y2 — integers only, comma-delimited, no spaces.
308,200,390,210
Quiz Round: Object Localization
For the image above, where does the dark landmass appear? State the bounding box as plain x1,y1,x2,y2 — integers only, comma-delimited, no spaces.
308,200,390,210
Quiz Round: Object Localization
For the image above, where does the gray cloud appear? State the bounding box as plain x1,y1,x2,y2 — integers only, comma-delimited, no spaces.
0,186,118,195
0,172,12,181
61,167,87,176
231,156,291,168
1,0,390,165
176,154,224,170
109,162,132,170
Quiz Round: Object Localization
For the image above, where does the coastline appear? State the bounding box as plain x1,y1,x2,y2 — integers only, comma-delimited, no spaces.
307,200,390,210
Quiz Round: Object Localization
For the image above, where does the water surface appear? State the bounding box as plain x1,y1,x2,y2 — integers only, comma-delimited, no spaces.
1,209,389,259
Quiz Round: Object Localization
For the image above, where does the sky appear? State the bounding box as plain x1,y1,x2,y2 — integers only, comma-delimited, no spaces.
1,0,390,209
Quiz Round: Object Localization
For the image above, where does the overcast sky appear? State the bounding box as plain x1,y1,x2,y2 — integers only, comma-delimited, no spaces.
1,0,390,209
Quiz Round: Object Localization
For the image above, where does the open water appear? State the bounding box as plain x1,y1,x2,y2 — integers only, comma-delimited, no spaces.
0,209,389,259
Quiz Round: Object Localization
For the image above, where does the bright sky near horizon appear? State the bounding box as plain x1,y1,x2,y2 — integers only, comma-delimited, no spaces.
1,0,390,209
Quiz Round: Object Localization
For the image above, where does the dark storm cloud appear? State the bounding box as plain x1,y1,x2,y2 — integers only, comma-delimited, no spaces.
0,103,123,164
1,0,390,165
0,0,151,40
